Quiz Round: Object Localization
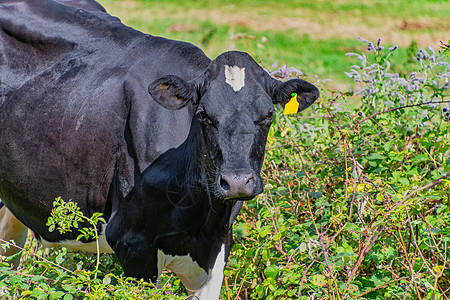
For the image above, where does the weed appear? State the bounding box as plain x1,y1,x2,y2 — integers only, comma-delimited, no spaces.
1,37,449,299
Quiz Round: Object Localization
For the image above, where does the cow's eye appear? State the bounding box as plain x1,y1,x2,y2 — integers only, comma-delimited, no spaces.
196,109,215,127
258,111,274,125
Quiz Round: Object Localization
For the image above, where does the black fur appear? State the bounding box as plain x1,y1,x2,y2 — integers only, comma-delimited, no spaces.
0,1,319,295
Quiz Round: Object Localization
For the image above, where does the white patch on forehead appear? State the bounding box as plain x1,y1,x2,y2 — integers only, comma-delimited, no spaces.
224,65,245,92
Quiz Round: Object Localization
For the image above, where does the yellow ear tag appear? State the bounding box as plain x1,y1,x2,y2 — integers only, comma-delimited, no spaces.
283,93,298,115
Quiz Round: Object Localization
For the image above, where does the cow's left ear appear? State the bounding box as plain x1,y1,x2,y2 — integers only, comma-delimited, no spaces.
148,75,198,110
271,78,320,113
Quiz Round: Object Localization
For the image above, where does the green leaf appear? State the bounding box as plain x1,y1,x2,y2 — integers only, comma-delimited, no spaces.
32,275,45,282
103,275,112,285
21,290,33,296
311,274,326,287
411,154,428,165
259,227,271,238
264,264,279,279
49,291,65,300
424,281,434,290
367,153,385,160
56,253,65,264
299,243,307,253
398,178,410,186
445,158,450,172
6,251,22,262
309,191,323,198
63,295,74,300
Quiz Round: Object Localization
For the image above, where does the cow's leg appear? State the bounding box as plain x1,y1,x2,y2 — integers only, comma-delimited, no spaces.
0,206,28,268
190,244,227,300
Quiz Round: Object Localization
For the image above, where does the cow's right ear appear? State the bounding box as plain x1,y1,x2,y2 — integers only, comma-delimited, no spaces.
148,75,197,110
271,78,320,113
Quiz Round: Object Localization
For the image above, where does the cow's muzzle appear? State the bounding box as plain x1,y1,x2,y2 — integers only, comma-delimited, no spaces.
218,169,261,199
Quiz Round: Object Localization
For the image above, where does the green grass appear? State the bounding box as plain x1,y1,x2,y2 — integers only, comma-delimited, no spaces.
1,2,449,299
126,0,449,19
100,0,449,88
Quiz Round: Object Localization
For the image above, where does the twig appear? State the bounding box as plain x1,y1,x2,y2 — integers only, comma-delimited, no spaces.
356,100,450,126
374,173,449,230
325,222,348,251
224,276,231,300
286,244,302,266
307,196,333,275
298,259,320,295
355,276,409,298
0,238,73,274
344,174,449,285
404,204,436,276
346,140,360,219
345,225,387,285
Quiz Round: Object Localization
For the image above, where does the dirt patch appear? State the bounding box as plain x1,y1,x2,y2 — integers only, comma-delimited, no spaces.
398,20,448,31
169,24,200,33
115,1,139,9
104,2,450,48
177,8,449,47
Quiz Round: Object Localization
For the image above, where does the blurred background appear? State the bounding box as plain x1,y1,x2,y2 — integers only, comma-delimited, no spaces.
101,0,450,90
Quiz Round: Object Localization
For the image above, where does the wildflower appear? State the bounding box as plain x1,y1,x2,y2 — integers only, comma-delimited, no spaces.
358,37,370,44
345,52,363,61
389,45,398,51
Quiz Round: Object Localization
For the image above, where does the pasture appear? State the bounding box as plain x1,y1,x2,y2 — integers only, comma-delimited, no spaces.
1,0,450,299
101,0,450,89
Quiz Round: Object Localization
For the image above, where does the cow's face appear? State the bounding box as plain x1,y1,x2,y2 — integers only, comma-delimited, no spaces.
149,51,319,200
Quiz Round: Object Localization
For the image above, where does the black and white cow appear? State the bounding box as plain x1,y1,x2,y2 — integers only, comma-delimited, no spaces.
0,0,319,298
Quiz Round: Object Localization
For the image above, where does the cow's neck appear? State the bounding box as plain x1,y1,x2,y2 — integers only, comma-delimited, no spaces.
139,116,235,240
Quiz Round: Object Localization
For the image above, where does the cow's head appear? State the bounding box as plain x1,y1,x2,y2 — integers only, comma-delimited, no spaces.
149,51,319,200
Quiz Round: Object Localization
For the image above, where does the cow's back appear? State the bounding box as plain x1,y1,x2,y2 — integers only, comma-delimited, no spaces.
0,0,209,241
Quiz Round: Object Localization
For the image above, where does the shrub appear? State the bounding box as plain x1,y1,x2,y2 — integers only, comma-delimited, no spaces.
226,38,450,299
1,38,449,299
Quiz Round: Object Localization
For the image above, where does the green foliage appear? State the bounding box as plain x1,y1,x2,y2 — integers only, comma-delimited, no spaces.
47,197,106,278
224,38,450,299
1,38,449,299
442,39,450,57
47,197,105,240
1,198,182,299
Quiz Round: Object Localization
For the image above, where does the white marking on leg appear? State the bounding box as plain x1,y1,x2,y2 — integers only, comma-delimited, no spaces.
40,223,113,253
193,244,226,300
157,250,208,291
225,65,245,92
0,206,28,268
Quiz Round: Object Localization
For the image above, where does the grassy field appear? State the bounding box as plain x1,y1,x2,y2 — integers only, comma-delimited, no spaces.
100,0,450,89
1,1,449,299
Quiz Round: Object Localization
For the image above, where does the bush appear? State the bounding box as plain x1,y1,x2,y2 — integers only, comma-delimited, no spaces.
226,38,450,299
1,38,449,299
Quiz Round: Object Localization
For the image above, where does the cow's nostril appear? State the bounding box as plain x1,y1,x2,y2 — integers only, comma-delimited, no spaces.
245,175,255,189
220,177,230,191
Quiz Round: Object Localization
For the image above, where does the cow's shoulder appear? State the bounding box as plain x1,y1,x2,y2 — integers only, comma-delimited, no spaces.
0,0,122,31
